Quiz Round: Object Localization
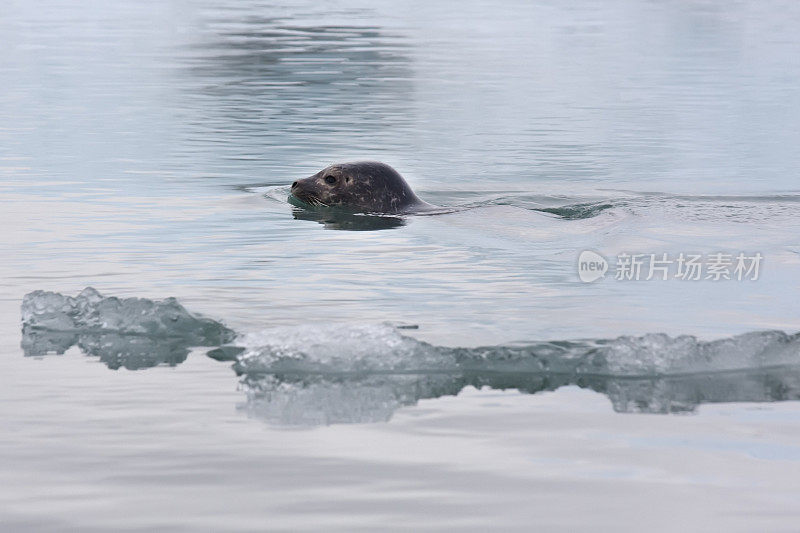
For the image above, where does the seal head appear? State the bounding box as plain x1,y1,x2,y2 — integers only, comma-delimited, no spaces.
290,161,426,214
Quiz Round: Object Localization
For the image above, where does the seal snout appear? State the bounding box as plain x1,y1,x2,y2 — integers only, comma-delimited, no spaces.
291,181,298,190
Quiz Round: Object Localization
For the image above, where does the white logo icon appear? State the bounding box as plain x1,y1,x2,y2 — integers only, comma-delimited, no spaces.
578,250,608,282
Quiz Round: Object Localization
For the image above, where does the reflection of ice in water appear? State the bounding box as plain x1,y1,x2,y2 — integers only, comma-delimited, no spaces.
239,367,800,424
236,322,800,423
21,289,800,421
239,374,460,426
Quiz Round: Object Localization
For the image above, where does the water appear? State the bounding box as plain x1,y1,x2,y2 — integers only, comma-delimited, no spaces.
2,1,800,530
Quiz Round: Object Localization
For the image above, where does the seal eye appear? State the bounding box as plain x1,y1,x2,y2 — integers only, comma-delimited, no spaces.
324,175,336,185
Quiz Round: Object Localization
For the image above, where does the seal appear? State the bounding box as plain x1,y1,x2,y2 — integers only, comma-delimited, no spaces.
290,161,434,214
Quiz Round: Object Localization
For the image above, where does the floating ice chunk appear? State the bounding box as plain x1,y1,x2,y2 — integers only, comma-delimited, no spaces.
21,288,235,369
235,325,800,378
20,289,82,331
235,323,454,374
21,287,234,343
17,289,800,419
452,340,604,374
597,330,800,375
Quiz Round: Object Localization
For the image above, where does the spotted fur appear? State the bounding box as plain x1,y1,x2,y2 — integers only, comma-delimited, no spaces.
290,161,430,214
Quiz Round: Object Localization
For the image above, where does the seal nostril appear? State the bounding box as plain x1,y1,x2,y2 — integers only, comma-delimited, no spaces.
291,181,298,189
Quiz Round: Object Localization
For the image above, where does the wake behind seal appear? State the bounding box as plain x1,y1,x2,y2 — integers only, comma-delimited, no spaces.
290,161,436,214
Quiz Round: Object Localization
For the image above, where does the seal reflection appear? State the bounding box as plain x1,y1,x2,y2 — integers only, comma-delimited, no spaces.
289,203,405,231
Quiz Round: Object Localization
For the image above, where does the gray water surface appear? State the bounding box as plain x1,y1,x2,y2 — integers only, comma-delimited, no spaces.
2,1,800,531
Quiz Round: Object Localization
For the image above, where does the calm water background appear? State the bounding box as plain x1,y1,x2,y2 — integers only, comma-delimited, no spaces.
2,1,800,530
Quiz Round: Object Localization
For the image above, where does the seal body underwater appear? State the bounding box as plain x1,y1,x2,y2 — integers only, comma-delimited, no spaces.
290,161,435,214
